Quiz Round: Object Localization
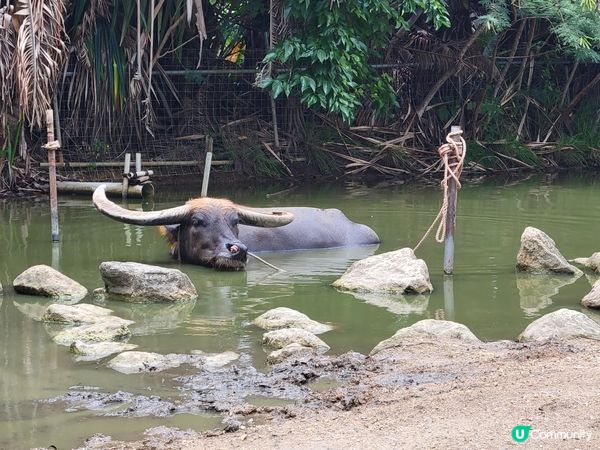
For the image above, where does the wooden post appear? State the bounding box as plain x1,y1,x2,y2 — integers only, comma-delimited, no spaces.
122,153,131,199
201,136,213,197
443,125,463,275
45,110,60,243
135,152,142,172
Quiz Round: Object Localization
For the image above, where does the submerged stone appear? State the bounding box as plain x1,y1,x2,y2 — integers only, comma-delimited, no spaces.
13,265,88,301
572,252,600,274
516,227,581,275
370,319,480,355
70,341,138,362
191,350,240,369
53,319,132,346
262,328,330,353
267,343,316,364
41,303,122,324
254,307,332,334
107,351,182,374
99,261,197,303
332,248,432,294
518,308,600,342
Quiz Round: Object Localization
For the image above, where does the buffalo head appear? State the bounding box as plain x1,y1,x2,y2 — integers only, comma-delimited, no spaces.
92,185,293,270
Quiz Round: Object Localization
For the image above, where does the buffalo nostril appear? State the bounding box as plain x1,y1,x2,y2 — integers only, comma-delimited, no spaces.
228,244,239,254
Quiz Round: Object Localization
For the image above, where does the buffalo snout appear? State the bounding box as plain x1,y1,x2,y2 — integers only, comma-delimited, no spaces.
227,242,248,261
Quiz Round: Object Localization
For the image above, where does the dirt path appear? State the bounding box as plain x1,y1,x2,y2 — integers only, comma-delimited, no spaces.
86,339,600,450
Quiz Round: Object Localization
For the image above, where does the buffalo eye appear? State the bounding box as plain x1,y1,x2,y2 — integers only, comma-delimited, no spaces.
191,217,206,227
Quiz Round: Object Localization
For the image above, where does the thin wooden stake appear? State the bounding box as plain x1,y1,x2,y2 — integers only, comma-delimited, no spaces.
201,136,213,197
122,153,131,199
443,126,463,275
45,110,60,242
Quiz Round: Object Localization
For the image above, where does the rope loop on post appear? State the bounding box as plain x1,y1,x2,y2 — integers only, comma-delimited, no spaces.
414,129,466,251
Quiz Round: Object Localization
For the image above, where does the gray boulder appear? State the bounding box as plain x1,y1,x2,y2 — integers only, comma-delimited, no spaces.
99,261,197,303
518,308,600,342
42,303,123,324
267,343,316,364
516,227,581,275
572,252,600,273
370,319,480,355
332,248,432,294
254,307,332,334
262,328,330,353
581,280,600,309
107,351,182,374
53,319,132,346
70,341,138,362
13,265,88,301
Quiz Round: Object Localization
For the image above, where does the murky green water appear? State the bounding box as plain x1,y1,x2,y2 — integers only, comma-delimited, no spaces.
1,173,599,449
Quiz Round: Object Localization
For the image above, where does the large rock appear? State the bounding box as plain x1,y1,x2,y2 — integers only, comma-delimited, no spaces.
42,303,124,325
107,351,182,374
70,341,138,362
572,252,600,274
267,343,316,364
262,328,330,353
332,248,432,294
370,319,480,355
516,227,581,275
518,308,600,342
99,261,197,303
13,265,88,301
53,319,132,346
254,307,332,334
581,280,600,309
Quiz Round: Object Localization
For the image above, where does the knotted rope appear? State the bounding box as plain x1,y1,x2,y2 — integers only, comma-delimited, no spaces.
414,129,466,252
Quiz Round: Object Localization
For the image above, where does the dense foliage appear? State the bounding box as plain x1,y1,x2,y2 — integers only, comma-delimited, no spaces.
1,0,600,190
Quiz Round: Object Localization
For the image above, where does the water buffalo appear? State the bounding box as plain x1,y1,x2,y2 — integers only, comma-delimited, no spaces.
93,184,380,270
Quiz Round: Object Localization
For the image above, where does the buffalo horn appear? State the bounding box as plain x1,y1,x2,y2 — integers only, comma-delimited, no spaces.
93,184,191,225
236,207,294,228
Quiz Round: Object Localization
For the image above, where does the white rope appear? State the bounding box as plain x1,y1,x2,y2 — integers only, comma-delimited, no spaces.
414,130,466,251
248,251,286,272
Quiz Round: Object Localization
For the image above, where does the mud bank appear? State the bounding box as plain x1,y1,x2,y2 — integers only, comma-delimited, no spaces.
73,338,600,449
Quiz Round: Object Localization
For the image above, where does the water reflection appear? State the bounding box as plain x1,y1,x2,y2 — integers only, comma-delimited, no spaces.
345,291,430,316
516,273,581,316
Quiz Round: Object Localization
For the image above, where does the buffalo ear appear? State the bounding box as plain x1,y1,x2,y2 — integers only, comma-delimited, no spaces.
159,224,180,243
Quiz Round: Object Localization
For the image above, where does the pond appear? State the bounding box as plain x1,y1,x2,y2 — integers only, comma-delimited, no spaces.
1,173,599,449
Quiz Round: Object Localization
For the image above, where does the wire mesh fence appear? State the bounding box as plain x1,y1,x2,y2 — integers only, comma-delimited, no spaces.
45,47,599,183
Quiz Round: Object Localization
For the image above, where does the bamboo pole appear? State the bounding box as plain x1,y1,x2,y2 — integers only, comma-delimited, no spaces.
443,126,463,275
201,136,213,197
135,153,142,172
58,181,154,198
122,153,131,199
40,160,233,168
45,110,60,243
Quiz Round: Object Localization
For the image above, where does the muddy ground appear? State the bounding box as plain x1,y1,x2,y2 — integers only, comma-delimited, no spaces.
69,337,600,450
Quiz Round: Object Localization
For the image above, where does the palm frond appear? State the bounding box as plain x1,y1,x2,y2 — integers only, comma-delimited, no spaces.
14,0,68,129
